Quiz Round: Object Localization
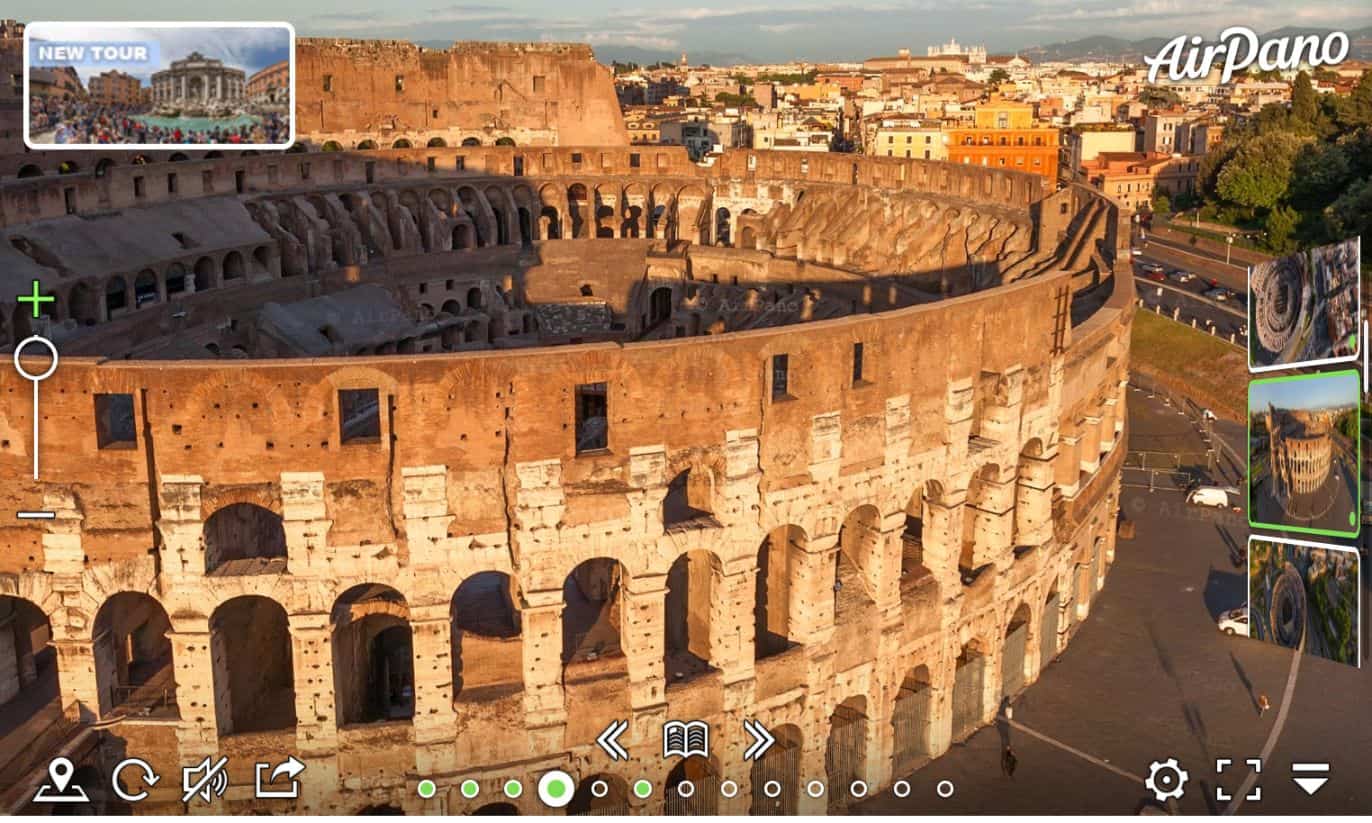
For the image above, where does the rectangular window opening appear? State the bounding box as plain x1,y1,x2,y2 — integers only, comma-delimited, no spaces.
575,382,608,453
339,388,381,444
772,354,790,400
94,394,137,449
852,342,865,385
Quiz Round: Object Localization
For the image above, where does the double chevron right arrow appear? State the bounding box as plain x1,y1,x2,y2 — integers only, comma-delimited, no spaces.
743,719,775,761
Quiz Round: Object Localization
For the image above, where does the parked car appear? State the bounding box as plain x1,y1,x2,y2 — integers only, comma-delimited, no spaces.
1187,487,1230,507
1168,270,1195,283
1147,270,1167,282
1204,287,1229,301
1217,607,1250,637
1238,323,1249,337
1142,262,1165,274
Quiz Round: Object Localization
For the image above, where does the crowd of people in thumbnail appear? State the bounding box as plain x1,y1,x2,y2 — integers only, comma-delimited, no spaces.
29,97,290,145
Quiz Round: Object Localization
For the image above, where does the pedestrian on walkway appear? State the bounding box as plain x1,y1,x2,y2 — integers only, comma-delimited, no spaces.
1001,744,1018,778
1257,693,1270,717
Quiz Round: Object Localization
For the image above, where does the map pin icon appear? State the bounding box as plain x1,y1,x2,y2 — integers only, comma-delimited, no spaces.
48,757,74,792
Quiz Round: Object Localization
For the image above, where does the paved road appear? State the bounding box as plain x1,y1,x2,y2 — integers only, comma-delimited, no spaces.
858,391,1371,815
1139,234,1252,293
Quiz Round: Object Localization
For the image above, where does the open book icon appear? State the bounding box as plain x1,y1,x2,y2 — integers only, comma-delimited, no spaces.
662,720,709,759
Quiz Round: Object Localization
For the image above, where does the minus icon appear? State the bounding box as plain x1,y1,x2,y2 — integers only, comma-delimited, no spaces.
17,511,55,520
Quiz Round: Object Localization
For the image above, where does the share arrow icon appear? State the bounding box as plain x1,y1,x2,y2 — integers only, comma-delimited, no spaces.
1291,762,1329,796
743,719,775,761
597,719,630,761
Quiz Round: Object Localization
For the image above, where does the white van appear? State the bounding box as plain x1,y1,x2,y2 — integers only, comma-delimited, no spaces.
1187,487,1230,508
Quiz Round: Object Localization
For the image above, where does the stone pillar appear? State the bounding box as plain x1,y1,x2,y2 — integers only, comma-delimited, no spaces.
409,602,459,774
926,648,956,758
809,411,841,484
979,366,1024,444
921,492,965,592
1014,452,1055,547
401,466,455,567
519,593,566,737
281,472,333,573
712,560,757,699
287,612,336,757
966,465,1015,569
168,614,218,763
790,532,837,645
621,573,668,736
1078,416,1102,475
156,475,204,578
1054,433,1081,498
1100,397,1120,453
796,729,828,814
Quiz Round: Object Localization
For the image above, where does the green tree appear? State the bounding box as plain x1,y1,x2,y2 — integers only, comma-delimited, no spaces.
988,68,1009,85
1215,132,1306,209
1290,71,1318,128
1150,191,1171,215
1263,204,1300,253
1326,177,1372,244
1337,71,1372,130
1139,85,1181,108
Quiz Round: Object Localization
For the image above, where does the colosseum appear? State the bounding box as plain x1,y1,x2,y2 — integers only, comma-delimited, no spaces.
0,34,1132,816
1265,407,1334,498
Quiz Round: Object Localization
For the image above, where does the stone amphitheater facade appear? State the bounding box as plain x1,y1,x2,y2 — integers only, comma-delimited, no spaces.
0,144,1133,815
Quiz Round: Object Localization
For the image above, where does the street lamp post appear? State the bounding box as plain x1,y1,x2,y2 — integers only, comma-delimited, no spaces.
1225,234,1234,266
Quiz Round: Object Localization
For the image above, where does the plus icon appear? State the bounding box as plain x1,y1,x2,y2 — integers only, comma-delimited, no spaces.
17,279,55,319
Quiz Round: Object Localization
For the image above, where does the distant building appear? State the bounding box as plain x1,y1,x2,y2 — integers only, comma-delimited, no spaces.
945,100,1060,182
87,70,143,106
1142,110,1188,154
28,66,84,100
870,117,947,160
927,38,987,64
246,60,290,105
1081,151,1200,211
1174,119,1224,156
1066,125,1137,170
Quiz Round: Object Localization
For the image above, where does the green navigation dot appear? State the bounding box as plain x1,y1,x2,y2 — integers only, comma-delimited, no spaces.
504,779,523,798
460,779,479,799
633,779,652,799
547,779,567,799
417,779,437,799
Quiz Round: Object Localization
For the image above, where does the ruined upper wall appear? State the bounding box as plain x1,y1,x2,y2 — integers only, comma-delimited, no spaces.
294,39,629,146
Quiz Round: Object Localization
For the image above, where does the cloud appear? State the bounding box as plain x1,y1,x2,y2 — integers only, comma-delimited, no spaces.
759,22,815,33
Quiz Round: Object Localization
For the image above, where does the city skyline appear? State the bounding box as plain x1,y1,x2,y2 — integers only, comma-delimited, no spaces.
3,1,1370,63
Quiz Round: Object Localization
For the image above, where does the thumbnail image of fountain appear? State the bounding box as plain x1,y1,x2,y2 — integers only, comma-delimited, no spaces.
1248,370,1360,536
1250,238,1362,369
1248,538,1359,666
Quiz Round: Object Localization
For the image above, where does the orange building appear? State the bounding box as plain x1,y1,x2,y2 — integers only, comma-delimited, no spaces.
246,60,290,104
1081,151,1200,212
87,70,142,105
946,101,1059,182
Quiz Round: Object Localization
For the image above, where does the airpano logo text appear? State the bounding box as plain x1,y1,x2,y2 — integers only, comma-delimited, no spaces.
1144,27,1349,85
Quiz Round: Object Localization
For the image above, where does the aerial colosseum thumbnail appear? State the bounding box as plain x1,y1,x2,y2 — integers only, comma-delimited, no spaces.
0,35,1132,814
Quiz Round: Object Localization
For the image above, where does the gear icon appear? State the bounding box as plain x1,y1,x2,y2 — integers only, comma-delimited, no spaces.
1146,758,1189,803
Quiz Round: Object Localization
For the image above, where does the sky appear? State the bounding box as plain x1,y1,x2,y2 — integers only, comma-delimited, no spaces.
1250,371,1359,413
26,24,290,83
5,1,1370,63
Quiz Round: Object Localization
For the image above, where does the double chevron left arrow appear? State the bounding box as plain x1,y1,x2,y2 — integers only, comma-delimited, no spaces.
597,719,630,761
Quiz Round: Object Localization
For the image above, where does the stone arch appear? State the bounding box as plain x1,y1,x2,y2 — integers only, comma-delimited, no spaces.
94,158,115,178
494,136,516,147
133,269,158,308
450,572,522,699
194,256,217,291
649,286,673,327
168,152,188,162
748,723,802,814
92,592,177,718
392,138,413,149
1040,586,1062,666
461,136,482,147
223,250,246,281
104,276,129,316
756,524,805,660
562,558,626,667
714,206,731,246
665,754,720,814
331,584,415,726
427,137,447,148
664,549,723,687
825,695,869,811
484,186,513,245
209,595,296,735
473,802,518,814
0,595,57,714
17,164,42,178
568,773,629,815
57,160,80,175
891,664,933,775
663,463,715,528
1001,602,1032,698
164,262,189,297
356,139,378,150
951,638,989,741
453,222,475,251
566,183,589,239
739,225,756,249
68,281,101,326
252,245,272,274
203,502,287,575
321,140,343,152
466,286,483,311
835,505,880,623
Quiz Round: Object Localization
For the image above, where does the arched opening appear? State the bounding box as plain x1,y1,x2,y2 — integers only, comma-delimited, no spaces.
1040,588,1061,666
494,136,516,147
99,278,126,318
453,222,474,251
891,665,932,775
57,160,80,175
194,257,216,291
594,201,615,238
0,596,57,720
94,158,115,178
516,207,533,249
209,595,296,735
714,207,731,246
68,282,101,326
466,286,483,311
568,773,628,815
492,207,509,245
539,206,560,240
665,755,720,814
951,640,987,741
392,138,413,149
649,286,673,327
664,551,720,687
567,184,588,239
356,139,378,150
168,152,188,162
253,246,272,273
663,468,713,528
825,696,868,812
901,482,937,593
440,299,462,317
332,585,415,726
223,251,245,281
461,137,482,147
748,723,802,814
427,137,447,148
835,506,879,624
562,558,625,667
131,154,150,165
739,226,756,249
755,525,803,660
164,263,189,297
203,503,287,575
321,140,343,152
1002,603,1032,699
133,269,158,308
473,802,518,814
93,593,177,718
451,572,522,700
16,164,41,178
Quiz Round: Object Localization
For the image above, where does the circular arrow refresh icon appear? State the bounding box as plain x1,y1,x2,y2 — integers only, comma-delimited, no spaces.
112,758,160,803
